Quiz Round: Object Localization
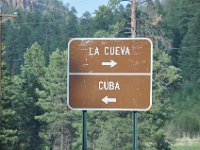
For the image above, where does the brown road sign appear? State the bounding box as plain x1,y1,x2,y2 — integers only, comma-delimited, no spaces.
67,38,153,111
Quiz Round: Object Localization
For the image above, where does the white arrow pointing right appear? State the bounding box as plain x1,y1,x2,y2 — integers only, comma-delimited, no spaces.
102,96,117,104
102,60,117,68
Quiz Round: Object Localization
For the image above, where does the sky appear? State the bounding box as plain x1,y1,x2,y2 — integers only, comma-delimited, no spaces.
61,0,110,17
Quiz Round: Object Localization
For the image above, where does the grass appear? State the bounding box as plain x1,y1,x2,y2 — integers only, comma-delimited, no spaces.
172,143,200,150
171,136,200,150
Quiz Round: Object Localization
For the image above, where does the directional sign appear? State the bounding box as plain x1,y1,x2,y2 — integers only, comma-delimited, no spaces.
67,38,153,111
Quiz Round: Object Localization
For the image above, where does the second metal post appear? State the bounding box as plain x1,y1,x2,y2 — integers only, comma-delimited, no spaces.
82,110,87,150
133,111,138,150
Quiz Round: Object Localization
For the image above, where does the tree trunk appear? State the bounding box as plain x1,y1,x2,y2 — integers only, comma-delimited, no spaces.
60,129,64,150
131,0,137,38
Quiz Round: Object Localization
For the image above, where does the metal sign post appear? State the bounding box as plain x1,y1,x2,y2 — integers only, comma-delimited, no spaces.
82,110,87,150
133,112,138,150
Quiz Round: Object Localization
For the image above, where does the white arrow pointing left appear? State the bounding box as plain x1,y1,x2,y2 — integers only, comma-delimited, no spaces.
102,60,117,68
102,96,117,104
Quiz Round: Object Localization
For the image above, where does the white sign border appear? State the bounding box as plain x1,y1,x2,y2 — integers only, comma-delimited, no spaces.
67,38,153,111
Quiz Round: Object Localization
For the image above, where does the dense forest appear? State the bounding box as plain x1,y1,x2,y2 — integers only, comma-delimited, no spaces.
0,0,200,149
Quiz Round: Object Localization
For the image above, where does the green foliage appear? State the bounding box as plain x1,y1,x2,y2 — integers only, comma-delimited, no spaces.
170,87,200,137
163,0,200,138
79,12,94,37
180,14,200,85
0,46,18,150
4,6,78,75
11,43,45,149
153,48,182,97
172,143,200,150
88,112,132,150
93,30,111,38
163,0,200,66
22,42,45,78
94,5,114,30
36,49,76,149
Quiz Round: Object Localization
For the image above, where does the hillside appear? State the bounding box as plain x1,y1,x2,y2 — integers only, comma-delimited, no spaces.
1,0,65,12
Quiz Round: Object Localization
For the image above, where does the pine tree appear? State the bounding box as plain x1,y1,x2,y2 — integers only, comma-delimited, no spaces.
11,42,46,149
180,13,200,86
0,46,17,150
36,49,74,150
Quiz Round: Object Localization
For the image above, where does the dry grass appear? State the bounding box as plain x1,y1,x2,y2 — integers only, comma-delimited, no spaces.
175,135,200,146
172,135,200,150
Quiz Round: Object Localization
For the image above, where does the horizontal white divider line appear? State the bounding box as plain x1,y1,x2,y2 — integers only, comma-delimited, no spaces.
69,72,151,76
